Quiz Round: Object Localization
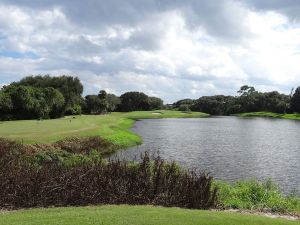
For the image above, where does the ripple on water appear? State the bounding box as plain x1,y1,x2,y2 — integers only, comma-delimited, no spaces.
112,117,300,195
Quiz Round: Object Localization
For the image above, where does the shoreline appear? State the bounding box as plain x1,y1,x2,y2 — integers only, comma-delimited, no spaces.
1,112,300,218
0,110,209,149
234,112,300,121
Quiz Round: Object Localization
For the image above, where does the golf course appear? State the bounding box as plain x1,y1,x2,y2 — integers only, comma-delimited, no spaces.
2,0,300,223
1,111,300,224
0,110,208,147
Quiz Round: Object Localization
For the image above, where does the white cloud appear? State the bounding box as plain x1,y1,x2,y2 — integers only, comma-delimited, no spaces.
1,1,300,102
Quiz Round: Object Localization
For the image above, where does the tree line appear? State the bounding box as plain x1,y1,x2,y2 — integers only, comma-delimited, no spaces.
1,76,300,120
174,85,300,115
0,75,164,120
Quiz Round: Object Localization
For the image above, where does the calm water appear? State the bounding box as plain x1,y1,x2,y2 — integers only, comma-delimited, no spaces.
113,116,300,195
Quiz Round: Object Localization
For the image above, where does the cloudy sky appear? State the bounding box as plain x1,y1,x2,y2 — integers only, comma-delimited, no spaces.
1,0,300,102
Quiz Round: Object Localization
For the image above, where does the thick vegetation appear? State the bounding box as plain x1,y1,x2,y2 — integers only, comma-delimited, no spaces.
0,138,217,209
0,75,165,120
2,75,300,120
176,85,300,115
237,112,300,120
216,179,300,213
1,205,299,225
0,75,83,120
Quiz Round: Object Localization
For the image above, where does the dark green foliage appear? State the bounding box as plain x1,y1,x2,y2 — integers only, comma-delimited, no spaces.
237,85,256,96
44,87,65,118
9,85,46,119
66,104,82,115
0,75,85,120
0,91,13,120
187,85,291,115
13,75,83,115
236,87,289,114
0,139,217,209
2,77,165,119
0,85,65,120
85,95,107,114
191,95,234,115
98,90,107,99
290,87,300,113
1,76,297,119
119,92,163,111
178,104,191,112
84,90,115,114
174,99,195,108
148,97,164,110
119,92,150,111
106,94,121,112
263,91,289,113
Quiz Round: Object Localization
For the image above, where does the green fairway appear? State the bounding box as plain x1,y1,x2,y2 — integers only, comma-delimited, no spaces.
1,205,298,225
236,112,300,120
0,110,207,147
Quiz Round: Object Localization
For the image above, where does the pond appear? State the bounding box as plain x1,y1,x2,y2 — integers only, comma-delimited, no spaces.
113,116,300,195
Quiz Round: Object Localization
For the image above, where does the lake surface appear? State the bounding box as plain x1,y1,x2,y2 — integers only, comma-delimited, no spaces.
112,116,300,195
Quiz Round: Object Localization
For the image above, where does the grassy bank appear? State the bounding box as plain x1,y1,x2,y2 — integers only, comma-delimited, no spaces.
216,179,300,213
237,112,300,120
0,110,207,147
1,205,299,225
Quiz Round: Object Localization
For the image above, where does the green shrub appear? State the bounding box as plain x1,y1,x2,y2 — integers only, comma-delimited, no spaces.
33,149,103,168
215,179,300,213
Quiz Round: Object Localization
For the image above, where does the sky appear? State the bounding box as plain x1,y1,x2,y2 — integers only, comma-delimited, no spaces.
1,0,300,103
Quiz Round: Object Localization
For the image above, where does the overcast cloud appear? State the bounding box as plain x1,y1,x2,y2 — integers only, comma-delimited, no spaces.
1,0,300,102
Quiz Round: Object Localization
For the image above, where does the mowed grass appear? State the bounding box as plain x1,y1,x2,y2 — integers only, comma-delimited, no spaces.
1,205,299,225
237,112,300,120
0,110,207,147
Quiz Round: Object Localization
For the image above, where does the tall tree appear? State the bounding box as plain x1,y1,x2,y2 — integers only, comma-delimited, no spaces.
98,90,107,99
119,92,150,111
0,91,13,120
106,94,121,112
85,95,107,114
44,87,65,118
191,95,234,115
290,87,300,113
14,75,84,115
148,97,164,110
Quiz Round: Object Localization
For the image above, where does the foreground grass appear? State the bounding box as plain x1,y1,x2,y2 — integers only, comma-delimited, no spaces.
237,112,300,120
0,110,207,147
1,205,299,225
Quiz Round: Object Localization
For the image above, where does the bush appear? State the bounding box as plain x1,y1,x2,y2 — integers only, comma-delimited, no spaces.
215,179,300,213
0,139,217,209
33,149,103,168
66,104,82,115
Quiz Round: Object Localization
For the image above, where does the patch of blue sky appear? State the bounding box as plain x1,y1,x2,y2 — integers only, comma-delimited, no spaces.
0,74,23,86
0,50,39,59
